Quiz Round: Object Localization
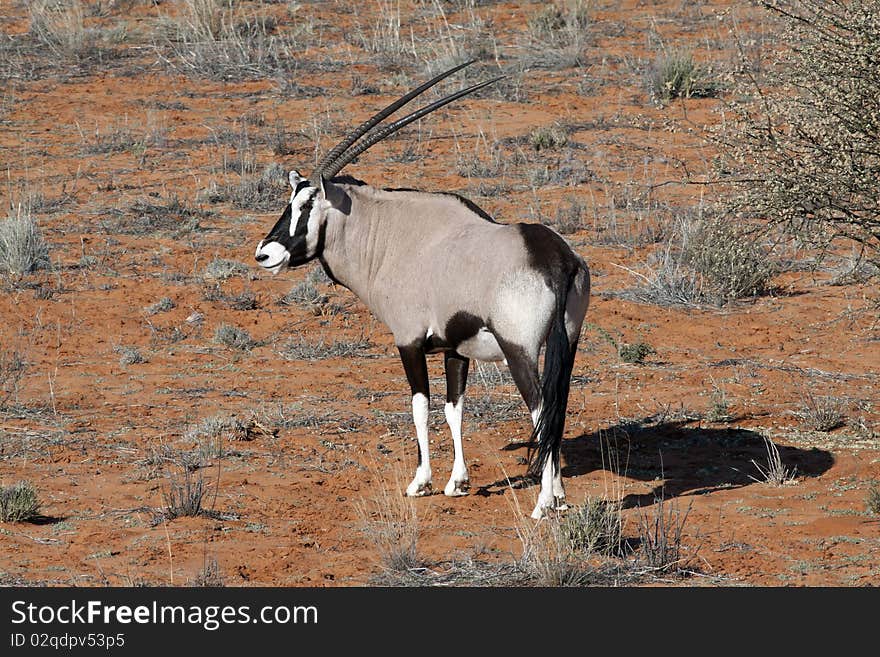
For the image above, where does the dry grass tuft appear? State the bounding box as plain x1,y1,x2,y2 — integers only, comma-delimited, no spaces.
649,49,719,104
0,349,26,410
0,480,41,523
213,323,256,351
636,495,692,573
750,435,798,486
867,481,880,515
0,205,50,277
522,0,591,69
158,0,300,81
793,391,847,432
356,470,423,580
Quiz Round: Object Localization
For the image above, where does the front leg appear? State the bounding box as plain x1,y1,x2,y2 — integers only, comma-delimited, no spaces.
443,351,470,496
398,343,432,497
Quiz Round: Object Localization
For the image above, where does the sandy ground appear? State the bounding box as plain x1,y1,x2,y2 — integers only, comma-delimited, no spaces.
0,0,877,587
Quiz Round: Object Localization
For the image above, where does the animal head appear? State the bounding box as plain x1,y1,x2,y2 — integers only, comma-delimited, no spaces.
254,171,352,273
254,60,502,273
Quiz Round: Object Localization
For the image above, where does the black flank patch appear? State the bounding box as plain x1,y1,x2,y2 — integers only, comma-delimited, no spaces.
423,335,450,354
516,223,579,288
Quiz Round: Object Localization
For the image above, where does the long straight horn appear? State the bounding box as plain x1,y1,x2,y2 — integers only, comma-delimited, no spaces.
322,76,504,180
310,60,477,184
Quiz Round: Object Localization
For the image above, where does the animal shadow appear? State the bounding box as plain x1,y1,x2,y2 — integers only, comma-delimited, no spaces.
561,420,834,509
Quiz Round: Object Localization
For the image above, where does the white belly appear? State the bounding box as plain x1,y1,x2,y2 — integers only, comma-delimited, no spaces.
457,328,505,362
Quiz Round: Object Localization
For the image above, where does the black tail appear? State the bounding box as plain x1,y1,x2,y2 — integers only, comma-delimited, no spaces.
527,269,579,479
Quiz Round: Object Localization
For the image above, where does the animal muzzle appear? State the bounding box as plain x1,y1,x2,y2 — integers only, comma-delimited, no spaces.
254,240,290,273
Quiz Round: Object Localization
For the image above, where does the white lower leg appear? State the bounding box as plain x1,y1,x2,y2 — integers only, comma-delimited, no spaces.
531,457,557,519
529,402,552,518
406,393,432,496
529,398,566,517
553,464,567,505
443,397,469,496
530,404,542,430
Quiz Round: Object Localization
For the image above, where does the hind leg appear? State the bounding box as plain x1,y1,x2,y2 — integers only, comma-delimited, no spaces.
443,351,470,496
498,341,565,518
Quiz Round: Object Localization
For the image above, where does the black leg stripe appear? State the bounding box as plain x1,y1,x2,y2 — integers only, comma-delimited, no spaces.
444,351,469,404
397,343,429,397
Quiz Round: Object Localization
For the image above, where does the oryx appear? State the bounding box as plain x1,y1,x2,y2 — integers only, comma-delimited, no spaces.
254,61,590,518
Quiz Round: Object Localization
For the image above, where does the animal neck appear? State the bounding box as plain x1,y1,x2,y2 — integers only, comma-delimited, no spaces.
317,186,387,306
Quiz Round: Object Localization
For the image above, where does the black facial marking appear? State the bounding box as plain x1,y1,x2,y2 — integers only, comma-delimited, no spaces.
265,203,293,243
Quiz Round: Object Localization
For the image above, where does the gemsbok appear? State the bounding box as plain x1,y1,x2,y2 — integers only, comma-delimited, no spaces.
254,61,590,518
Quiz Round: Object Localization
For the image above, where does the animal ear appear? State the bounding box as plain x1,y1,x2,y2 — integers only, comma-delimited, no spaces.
319,176,351,214
289,170,305,190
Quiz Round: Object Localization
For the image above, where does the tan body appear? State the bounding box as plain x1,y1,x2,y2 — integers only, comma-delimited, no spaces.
319,184,590,360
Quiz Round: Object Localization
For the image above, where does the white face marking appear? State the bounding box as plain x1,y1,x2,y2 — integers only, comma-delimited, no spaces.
254,240,290,272
289,170,304,188
286,179,326,261
305,200,323,254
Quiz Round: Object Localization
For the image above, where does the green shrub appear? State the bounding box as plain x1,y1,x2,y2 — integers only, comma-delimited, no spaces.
619,342,654,365
529,125,568,152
